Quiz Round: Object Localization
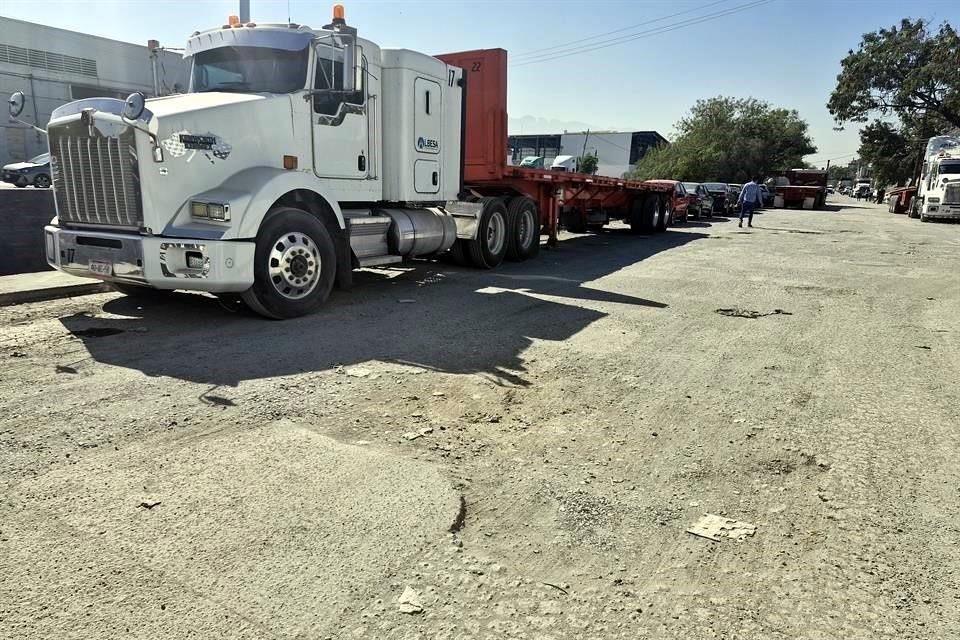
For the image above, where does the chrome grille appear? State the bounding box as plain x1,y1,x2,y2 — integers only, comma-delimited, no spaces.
944,183,960,205
49,123,142,229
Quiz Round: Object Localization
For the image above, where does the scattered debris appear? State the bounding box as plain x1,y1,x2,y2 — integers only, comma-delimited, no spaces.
397,299,417,304
403,427,434,441
431,391,446,397
914,345,931,350
10,350,27,358
715,308,793,319
686,513,756,542
396,586,424,614
137,501,162,510
542,581,569,595
344,367,373,377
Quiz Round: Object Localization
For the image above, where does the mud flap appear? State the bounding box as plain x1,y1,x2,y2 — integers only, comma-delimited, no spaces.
335,232,353,290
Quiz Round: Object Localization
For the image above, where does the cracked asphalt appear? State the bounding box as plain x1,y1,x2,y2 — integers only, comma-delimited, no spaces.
1,196,959,639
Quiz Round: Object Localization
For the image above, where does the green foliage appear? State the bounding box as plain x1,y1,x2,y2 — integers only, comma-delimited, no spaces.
828,19,960,128
858,122,915,186
577,153,598,175
630,97,816,182
829,159,861,182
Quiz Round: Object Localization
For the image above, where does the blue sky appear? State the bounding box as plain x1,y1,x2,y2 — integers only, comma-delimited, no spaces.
4,0,957,166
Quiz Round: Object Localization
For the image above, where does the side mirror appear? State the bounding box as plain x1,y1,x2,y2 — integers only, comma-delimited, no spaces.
122,92,146,121
8,91,25,117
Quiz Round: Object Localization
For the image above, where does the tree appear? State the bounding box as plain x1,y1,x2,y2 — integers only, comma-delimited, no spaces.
857,122,915,186
630,97,816,182
577,153,598,175
828,19,960,128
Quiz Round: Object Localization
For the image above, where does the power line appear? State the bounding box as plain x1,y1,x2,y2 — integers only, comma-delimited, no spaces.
510,0,776,67
511,0,735,61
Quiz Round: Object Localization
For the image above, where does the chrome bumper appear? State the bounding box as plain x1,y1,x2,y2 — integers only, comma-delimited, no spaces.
45,225,255,292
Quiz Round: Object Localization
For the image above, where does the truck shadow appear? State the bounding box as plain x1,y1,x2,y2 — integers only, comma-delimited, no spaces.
59,228,706,389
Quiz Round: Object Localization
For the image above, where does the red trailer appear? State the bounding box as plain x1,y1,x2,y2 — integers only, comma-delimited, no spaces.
770,169,828,209
886,186,917,215
435,49,673,246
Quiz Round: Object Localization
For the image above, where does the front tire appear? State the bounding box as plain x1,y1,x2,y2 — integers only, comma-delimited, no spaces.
34,174,50,189
242,206,337,319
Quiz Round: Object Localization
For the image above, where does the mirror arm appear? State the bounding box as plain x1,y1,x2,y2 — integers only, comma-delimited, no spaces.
9,116,47,136
121,115,164,162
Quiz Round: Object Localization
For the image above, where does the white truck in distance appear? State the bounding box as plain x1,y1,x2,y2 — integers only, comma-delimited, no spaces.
915,136,960,222
9,7,539,319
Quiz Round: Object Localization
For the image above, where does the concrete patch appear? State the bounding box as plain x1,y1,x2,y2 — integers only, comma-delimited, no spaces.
1,421,460,639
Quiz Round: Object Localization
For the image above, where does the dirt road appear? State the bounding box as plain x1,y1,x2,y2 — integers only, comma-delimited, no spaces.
2,198,959,639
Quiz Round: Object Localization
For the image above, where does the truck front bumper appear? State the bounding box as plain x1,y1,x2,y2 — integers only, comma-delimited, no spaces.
45,226,255,293
922,204,960,220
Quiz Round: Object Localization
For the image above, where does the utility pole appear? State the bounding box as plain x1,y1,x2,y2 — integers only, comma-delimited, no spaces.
147,40,160,97
826,159,830,184
239,0,250,23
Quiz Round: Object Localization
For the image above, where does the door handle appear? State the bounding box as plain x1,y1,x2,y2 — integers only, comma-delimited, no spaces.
358,153,366,172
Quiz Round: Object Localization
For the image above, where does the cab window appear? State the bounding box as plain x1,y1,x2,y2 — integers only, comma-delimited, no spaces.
313,47,365,116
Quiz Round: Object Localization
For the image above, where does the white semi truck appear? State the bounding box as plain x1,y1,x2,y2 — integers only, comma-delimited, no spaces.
913,136,960,222
7,6,672,318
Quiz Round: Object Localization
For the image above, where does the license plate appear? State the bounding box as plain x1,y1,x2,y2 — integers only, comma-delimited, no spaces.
89,261,112,277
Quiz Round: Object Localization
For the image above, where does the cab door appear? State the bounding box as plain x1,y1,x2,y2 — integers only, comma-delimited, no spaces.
311,46,367,180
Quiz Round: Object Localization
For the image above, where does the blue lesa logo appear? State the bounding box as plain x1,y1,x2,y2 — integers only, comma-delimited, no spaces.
417,136,439,150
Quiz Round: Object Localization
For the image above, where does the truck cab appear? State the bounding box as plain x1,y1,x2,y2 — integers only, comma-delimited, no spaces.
19,8,497,318
918,154,960,222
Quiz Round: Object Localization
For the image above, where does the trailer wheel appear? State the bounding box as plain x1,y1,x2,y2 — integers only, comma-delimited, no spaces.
656,195,670,232
506,196,540,262
467,198,509,269
242,206,337,319
630,195,657,234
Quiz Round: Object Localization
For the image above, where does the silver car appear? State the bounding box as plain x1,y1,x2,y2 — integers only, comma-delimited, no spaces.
2,152,51,188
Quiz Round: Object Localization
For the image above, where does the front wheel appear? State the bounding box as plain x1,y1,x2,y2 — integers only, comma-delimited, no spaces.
242,206,337,319
34,174,51,189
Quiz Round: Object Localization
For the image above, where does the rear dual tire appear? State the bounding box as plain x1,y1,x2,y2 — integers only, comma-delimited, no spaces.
506,196,540,262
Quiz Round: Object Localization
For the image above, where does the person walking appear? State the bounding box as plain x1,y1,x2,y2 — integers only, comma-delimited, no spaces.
738,176,763,228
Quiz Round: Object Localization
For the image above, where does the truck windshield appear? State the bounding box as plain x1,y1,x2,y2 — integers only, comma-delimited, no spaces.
191,46,308,93
940,162,960,175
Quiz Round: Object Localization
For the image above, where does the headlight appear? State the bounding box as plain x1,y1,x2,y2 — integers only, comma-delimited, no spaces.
927,197,940,204
191,201,230,221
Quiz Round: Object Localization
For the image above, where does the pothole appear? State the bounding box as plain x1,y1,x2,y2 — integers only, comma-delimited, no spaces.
715,308,793,319
70,328,125,338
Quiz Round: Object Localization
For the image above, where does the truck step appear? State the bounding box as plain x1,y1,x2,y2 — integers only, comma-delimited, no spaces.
357,255,403,267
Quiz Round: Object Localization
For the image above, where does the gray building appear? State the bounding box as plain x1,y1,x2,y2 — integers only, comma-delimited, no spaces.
508,130,668,178
1,17,189,165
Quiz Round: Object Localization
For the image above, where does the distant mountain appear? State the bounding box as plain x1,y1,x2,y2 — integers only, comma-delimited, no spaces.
508,114,629,135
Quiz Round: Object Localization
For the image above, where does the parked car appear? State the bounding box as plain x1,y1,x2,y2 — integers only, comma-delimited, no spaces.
681,182,713,219
702,182,728,213
725,184,743,214
2,152,50,188
759,183,774,206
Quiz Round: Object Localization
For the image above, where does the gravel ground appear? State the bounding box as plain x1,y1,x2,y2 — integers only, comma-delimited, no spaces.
1,197,959,639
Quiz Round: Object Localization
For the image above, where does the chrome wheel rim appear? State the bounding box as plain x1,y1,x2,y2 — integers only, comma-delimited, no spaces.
518,208,536,248
486,210,506,255
268,231,321,300
35,175,50,188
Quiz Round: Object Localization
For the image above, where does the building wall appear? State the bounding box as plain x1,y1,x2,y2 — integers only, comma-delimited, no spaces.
1,17,189,165
508,130,668,178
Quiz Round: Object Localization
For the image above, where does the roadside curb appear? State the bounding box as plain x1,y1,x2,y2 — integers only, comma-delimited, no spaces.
0,282,111,307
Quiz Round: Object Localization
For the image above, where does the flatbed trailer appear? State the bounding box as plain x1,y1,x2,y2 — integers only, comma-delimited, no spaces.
886,186,918,215
436,49,674,244
770,169,828,210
